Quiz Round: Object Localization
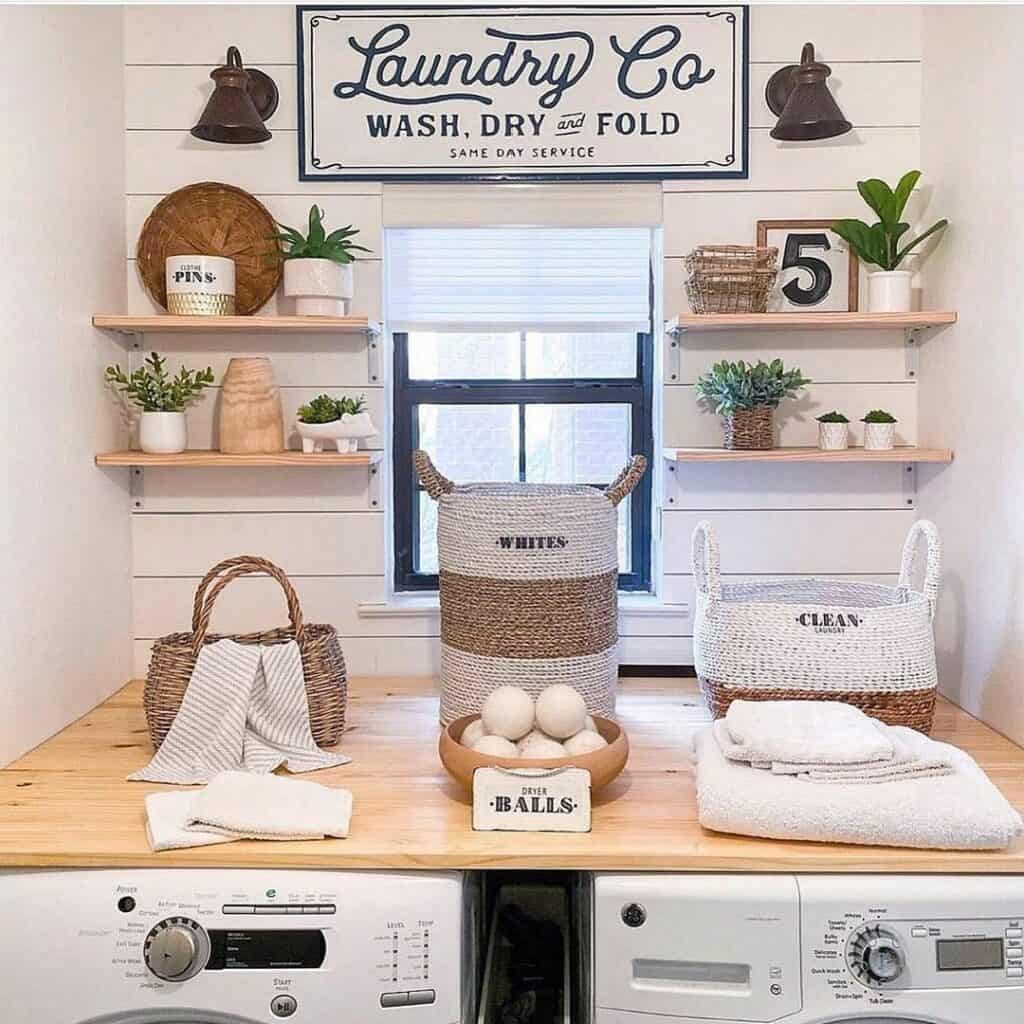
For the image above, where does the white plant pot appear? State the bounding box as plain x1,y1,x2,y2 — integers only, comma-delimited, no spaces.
868,270,913,313
863,421,897,451
283,259,354,316
818,422,850,451
139,411,187,454
296,412,376,454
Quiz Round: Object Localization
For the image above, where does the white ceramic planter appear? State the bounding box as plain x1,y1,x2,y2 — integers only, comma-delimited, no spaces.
296,412,376,453
139,411,187,454
818,422,850,451
868,270,913,313
283,259,354,316
863,421,897,451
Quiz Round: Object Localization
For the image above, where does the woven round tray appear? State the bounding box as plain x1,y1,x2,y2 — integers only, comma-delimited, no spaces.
137,182,282,315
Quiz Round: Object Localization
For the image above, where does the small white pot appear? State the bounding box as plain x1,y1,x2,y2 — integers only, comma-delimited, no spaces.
283,259,354,316
296,412,376,453
863,421,897,451
139,411,187,454
818,422,850,451
868,270,913,313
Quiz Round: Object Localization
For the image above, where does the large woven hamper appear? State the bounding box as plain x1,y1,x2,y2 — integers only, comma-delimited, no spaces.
692,519,941,732
415,450,647,725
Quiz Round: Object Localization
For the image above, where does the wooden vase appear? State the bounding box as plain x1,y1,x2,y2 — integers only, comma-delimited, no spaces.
218,357,284,454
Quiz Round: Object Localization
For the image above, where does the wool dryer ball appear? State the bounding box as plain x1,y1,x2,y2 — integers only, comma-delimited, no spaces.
471,735,519,758
481,686,535,740
564,730,608,756
519,735,568,759
460,719,487,748
535,684,587,739
515,728,548,754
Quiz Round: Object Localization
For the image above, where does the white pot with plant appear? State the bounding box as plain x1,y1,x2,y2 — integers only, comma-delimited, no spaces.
862,409,898,450
274,205,370,316
296,394,376,454
832,170,948,313
105,353,214,454
816,411,850,450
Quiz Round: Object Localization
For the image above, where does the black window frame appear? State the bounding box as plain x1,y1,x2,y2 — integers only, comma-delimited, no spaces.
392,328,654,593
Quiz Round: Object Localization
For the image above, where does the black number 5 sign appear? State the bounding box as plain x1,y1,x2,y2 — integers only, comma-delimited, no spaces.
756,219,859,312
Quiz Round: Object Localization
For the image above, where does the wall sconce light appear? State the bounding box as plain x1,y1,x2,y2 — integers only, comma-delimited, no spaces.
191,46,279,144
765,43,852,141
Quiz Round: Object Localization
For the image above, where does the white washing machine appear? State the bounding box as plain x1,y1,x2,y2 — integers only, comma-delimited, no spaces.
0,869,466,1024
594,874,1024,1023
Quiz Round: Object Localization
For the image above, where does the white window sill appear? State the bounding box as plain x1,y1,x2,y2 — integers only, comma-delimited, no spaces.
358,593,688,622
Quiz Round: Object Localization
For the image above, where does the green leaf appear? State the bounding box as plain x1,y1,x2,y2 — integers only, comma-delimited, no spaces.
892,170,920,221
895,219,948,265
857,178,897,224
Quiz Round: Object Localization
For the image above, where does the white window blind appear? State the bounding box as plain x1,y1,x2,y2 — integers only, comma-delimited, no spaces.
386,227,652,333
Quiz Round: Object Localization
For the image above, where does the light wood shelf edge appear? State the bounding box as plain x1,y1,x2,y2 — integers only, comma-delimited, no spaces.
667,311,958,332
664,446,954,464
93,314,377,335
95,450,383,467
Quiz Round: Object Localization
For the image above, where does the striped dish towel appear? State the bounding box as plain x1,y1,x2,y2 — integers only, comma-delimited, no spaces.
129,639,350,784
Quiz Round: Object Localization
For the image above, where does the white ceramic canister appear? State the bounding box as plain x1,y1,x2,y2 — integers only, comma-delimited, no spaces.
165,255,236,315
139,411,187,454
818,422,850,450
283,259,354,316
867,270,913,313
863,421,897,450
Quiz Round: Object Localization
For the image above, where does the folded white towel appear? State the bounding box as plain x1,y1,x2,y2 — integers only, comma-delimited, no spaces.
696,725,1024,850
145,790,237,852
187,771,353,841
130,639,349,784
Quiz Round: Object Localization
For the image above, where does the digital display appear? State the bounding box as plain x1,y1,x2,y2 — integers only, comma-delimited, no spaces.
207,930,327,970
936,938,1004,971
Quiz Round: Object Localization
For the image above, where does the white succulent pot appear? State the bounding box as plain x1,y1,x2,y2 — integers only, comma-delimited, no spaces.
296,413,376,454
867,270,913,313
863,422,897,451
139,411,187,454
818,422,850,451
283,259,354,316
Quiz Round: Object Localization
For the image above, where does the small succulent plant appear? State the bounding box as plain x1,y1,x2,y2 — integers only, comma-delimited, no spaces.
695,359,811,416
816,410,850,423
862,409,897,424
105,353,214,412
297,393,367,424
273,205,371,264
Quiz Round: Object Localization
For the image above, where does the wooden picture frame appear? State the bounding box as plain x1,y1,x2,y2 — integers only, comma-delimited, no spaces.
756,218,859,313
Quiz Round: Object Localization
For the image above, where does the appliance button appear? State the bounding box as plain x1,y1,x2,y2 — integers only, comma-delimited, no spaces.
318,903,337,914
222,904,254,914
1007,928,1023,938
271,994,297,1018
260,905,287,914
911,926,928,937
1007,947,1023,960
285,906,305,915
409,989,436,1006
621,903,647,928
117,896,137,914
381,992,409,1008
302,905,322,914
769,966,782,979
1007,967,1023,978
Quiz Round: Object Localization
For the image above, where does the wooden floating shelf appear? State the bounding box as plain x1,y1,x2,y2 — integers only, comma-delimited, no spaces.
665,446,954,464
667,311,958,332
95,450,383,468
93,314,377,335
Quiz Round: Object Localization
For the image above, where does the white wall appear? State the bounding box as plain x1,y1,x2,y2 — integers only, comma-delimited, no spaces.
918,7,1024,742
123,5,924,675
0,6,131,764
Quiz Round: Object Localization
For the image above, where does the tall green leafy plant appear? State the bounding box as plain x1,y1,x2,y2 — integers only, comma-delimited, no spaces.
695,359,811,415
273,205,371,264
831,171,947,271
105,353,214,412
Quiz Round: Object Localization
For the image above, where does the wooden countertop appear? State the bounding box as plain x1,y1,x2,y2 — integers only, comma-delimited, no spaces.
2,677,1023,871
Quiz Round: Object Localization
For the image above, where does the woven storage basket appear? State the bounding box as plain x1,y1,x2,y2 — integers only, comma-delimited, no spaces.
685,245,779,315
143,555,347,749
692,520,941,732
723,406,774,449
414,450,647,725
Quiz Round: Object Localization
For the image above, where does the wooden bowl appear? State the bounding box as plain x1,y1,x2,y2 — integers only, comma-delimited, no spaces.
439,714,629,791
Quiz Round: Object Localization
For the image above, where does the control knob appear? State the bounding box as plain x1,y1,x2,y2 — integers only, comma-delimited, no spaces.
143,917,211,982
846,924,905,986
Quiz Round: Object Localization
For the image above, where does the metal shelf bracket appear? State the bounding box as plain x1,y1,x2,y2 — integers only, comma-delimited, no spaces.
905,327,921,379
130,466,145,511
368,462,381,509
664,319,684,383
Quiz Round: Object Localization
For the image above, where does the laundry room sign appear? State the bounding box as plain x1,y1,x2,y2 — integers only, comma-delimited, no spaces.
297,5,749,182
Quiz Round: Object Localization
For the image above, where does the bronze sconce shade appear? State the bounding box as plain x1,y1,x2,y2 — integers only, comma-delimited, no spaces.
191,46,279,144
765,43,852,141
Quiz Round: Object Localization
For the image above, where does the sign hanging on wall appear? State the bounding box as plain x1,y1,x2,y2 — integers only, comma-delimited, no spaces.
297,5,749,182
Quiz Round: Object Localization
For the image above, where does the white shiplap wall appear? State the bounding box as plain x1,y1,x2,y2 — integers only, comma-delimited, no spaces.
124,5,922,676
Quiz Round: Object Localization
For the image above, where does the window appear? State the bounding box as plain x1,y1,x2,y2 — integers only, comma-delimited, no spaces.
388,228,654,593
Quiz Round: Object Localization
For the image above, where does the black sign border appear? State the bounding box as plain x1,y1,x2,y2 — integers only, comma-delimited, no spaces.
296,4,750,183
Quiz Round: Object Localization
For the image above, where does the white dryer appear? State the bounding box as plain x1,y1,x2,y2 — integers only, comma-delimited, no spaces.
0,869,465,1024
594,873,1024,1023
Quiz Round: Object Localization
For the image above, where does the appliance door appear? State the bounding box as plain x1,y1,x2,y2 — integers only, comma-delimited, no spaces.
81,1015,263,1024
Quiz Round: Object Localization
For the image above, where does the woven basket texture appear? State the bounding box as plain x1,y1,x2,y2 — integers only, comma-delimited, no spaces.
143,555,347,749
692,520,941,733
723,406,774,449
685,245,779,314
415,450,647,724
137,182,282,315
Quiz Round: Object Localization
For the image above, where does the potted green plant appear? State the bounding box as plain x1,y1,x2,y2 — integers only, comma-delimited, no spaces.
831,170,948,313
861,409,898,451
816,411,850,451
273,205,370,316
296,393,375,453
105,353,214,454
695,359,811,450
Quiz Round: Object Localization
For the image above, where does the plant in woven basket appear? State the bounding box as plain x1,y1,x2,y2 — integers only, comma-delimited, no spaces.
816,411,850,451
861,409,898,451
296,393,374,454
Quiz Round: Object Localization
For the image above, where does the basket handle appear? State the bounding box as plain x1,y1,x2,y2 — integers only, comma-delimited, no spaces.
189,555,305,656
413,449,455,500
691,520,723,606
897,519,941,619
604,455,648,507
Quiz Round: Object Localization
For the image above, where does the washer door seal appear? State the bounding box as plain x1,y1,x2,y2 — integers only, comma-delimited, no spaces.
80,1012,263,1024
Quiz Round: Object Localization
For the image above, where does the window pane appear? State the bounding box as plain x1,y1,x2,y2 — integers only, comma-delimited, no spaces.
417,494,438,575
617,496,632,572
525,332,637,379
407,331,520,380
524,404,631,485
418,404,519,483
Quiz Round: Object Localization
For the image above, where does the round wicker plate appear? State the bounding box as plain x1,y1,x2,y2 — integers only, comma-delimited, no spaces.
137,181,282,315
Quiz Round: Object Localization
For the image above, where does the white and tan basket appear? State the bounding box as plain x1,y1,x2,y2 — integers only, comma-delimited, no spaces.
692,519,941,732
415,450,647,725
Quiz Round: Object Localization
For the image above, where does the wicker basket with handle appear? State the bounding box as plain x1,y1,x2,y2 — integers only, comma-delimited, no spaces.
143,555,347,749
